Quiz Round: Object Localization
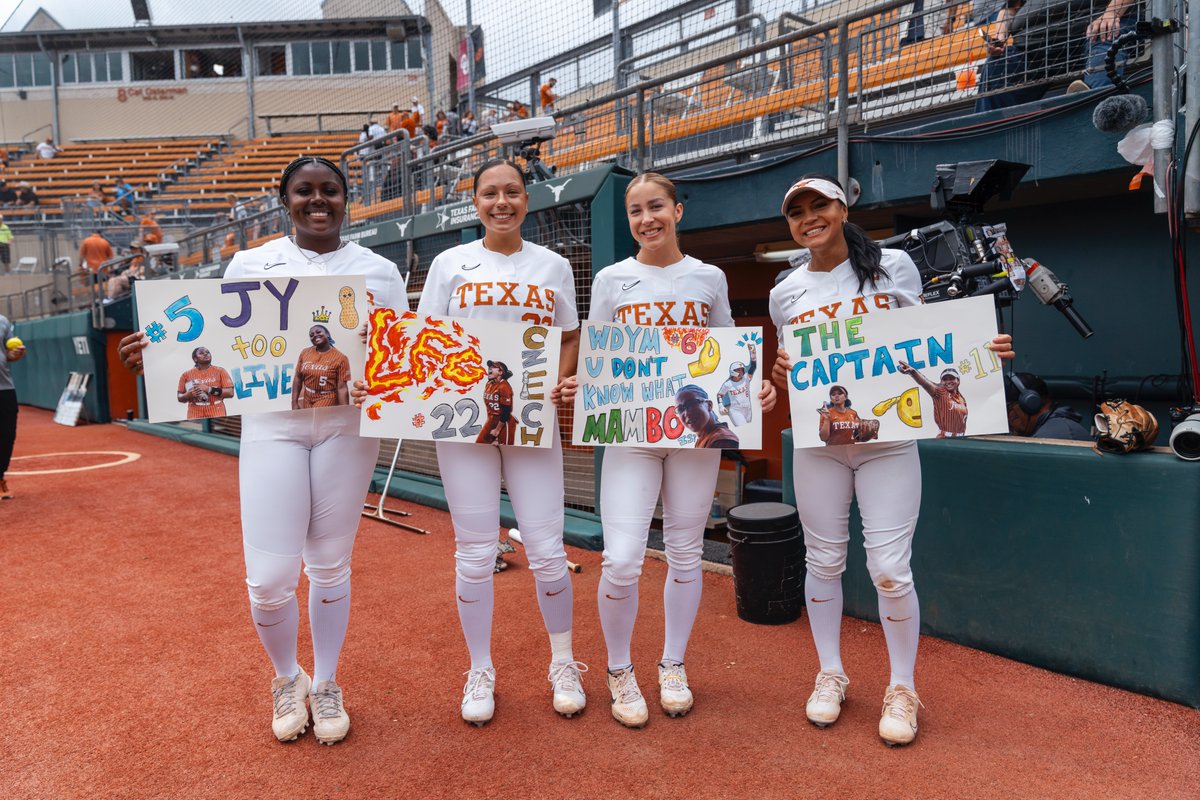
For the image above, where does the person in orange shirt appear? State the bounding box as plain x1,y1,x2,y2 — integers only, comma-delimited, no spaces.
817,385,864,446
539,77,558,113
476,360,515,445
386,104,406,131
177,346,234,419
139,209,163,244
78,230,114,274
512,100,530,119
898,363,968,437
291,324,351,409
675,384,740,448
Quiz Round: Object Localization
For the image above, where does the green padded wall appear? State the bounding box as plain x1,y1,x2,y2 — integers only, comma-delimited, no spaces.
7,311,109,423
782,429,1200,708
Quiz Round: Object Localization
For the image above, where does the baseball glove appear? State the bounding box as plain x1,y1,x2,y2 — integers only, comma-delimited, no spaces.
855,418,880,443
1094,399,1158,454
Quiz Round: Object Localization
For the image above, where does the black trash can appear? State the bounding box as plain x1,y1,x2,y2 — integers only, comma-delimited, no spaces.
726,502,804,625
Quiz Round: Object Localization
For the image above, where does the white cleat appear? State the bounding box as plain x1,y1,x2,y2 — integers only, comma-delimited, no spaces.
657,660,694,718
806,670,849,728
606,666,649,728
879,684,922,747
309,680,350,745
270,669,312,742
461,667,496,726
548,660,588,718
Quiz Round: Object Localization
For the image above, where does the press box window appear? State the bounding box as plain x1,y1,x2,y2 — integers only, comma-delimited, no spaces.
389,39,422,69
291,41,352,76
130,50,176,81
62,52,123,84
256,46,287,76
0,52,53,88
183,48,243,79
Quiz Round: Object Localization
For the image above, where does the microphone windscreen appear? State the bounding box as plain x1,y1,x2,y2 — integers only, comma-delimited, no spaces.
1093,94,1148,134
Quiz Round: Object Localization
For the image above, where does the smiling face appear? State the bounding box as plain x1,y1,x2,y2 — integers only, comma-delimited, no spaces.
676,389,714,433
285,163,346,250
473,163,528,237
625,180,683,260
309,326,329,348
941,374,961,393
786,190,848,261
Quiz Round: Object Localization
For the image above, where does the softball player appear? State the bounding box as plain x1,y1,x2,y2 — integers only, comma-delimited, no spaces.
476,360,516,445
716,346,757,425
417,159,584,726
177,347,233,419
768,175,1012,746
899,364,968,437
561,173,776,727
291,324,351,410
120,156,408,746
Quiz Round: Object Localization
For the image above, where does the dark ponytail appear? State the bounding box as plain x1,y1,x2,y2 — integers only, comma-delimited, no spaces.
799,173,887,293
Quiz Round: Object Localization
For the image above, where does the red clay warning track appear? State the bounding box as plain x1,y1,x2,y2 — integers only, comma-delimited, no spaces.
3,407,1197,799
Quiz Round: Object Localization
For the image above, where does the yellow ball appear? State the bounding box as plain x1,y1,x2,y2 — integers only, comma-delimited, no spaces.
5,337,22,350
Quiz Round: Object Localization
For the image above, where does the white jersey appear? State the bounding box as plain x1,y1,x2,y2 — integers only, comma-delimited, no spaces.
588,255,733,328
225,236,409,440
718,366,756,425
418,238,579,330
768,249,923,340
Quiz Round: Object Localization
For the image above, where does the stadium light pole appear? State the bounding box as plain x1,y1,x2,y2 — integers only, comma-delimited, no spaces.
466,0,475,115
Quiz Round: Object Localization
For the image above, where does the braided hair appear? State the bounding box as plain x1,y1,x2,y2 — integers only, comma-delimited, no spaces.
797,172,888,294
278,156,348,202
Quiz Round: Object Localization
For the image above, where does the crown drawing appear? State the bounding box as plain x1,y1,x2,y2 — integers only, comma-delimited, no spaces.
312,305,332,323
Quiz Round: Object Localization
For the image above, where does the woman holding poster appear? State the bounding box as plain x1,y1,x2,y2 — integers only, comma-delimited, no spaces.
118,156,408,746
416,159,584,727
560,173,775,728
769,175,1012,746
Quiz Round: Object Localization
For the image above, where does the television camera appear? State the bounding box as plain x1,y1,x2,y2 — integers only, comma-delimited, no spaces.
879,160,1093,339
491,116,558,182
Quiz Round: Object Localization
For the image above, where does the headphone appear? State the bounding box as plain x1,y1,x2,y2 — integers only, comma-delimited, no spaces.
1007,373,1043,415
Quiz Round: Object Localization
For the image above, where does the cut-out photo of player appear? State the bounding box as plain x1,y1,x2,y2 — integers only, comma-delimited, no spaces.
477,359,516,445
716,342,757,425
898,363,967,438
292,324,351,409
177,346,234,419
675,384,739,448
817,385,878,446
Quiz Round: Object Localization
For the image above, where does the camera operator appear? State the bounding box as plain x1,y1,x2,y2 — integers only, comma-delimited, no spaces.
1005,371,1091,440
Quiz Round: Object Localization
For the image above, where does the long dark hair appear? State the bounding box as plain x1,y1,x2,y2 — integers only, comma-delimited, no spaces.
798,172,887,293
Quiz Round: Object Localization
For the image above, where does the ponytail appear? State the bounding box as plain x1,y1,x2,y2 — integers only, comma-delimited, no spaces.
843,221,887,294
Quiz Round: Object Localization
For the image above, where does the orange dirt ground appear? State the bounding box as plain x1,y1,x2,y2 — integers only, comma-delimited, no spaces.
3,407,1197,799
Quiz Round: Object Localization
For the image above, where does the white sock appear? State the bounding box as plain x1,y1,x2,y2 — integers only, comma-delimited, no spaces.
250,599,301,679
598,575,639,670
804,573,845,675
456,576,494,670
309,579,351,685
662,566,703,664
548,629,574,664
878,589,920,689
536,574,574,637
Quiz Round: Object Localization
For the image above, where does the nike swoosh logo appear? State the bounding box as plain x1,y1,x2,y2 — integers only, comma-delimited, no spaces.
621,281,641,291
461,263,481,271
604,593,630,601
263,262,287,270
457,595,479,603
672,578,697,584
885,615,912,623
790,290,807,303
545,587,567,596
256,619,284,627
810,597,834,603
321,594,348,604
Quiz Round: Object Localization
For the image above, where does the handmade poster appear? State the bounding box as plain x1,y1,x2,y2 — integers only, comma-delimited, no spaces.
358,310,562,448
136,276,367,423
573,322,764,449
783,295,1006,449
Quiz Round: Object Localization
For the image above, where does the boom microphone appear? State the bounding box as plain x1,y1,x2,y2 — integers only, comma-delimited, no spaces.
1093,93,1148,134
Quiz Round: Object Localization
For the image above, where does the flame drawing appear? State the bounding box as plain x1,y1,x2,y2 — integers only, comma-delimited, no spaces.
661,327,712,357
364,310,485,403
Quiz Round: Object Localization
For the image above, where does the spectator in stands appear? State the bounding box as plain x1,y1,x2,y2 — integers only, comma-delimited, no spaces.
0,311,26,500
114,178,136,215
16,182,39,206
975,0,1104,112
367,118,387,142
35,136,61,160
1071,0,1139,92
358,123,371,145
104,241,145,302
1006,372,1092,440
0,214,11,273
86,181,107,212
411,96,424,124
435,110,449,138
386,104,406,132
462,110,479,135
445,107,461,136
0,181,15,206
513,100,530,119
78,229,114,276
480,108,498,130
139,208,163,244
540,77,559,113
226,193,250,223
399,108,419,139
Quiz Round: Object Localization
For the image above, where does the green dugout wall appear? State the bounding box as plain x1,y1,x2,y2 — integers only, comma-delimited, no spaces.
8,310,110,423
